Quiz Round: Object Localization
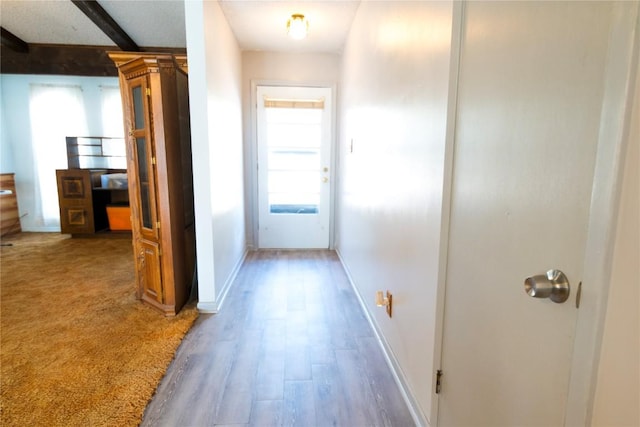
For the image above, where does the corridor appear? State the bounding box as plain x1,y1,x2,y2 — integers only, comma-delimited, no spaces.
142,250,415,426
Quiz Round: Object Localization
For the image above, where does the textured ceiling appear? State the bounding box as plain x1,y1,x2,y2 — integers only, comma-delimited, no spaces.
1,0,115,46
0,0,360,54
99,0,187,48
219,1,360,53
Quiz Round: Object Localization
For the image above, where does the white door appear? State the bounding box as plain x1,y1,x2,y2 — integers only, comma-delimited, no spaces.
439,2,616,425
256,86,332,249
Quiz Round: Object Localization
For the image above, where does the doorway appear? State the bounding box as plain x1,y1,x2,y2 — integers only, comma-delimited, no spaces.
256,85,333,249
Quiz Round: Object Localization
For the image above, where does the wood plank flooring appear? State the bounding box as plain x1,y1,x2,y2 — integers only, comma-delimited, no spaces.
142,250,415,427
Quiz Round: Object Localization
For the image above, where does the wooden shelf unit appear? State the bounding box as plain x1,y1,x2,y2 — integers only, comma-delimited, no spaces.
66,136,127,170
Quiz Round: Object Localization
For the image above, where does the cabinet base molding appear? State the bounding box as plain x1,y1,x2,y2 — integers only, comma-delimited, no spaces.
141,295,178,317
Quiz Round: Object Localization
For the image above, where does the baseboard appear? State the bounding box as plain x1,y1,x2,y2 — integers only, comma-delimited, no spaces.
196,301,218,314
20,227,60,232
335,249,428,427
215,249,248,311
197,249,248,314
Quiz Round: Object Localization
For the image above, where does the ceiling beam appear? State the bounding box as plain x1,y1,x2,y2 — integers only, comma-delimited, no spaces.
1,27,29,53
71,0,140,52
1,44,186,76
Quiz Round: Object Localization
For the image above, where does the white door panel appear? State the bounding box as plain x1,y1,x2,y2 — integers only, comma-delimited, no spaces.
439,2,613,425
257,86,332,249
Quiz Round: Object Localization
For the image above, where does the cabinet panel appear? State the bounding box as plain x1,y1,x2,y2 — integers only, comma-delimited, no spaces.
136,239,163,307
56,169,98,234
127,76,160,241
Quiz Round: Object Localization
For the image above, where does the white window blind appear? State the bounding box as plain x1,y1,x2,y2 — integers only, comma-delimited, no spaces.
263,97,325,109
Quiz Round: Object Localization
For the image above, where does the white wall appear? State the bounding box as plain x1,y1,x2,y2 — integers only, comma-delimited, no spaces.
337,2,454,424
0,74,120,231
592,49,640,427
241,51,340,248
185,0,246,312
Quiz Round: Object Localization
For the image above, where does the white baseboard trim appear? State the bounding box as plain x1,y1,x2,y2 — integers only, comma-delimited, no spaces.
197,249,248,314
21,227,61,233
196,301,218,314
335,249,428,427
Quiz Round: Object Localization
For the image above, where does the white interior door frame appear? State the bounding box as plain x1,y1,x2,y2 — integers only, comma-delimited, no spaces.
248,80,337,250
565,3,639,425
430,1,464,424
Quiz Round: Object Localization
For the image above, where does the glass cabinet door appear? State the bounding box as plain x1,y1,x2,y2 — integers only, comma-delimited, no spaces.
128,77,158,238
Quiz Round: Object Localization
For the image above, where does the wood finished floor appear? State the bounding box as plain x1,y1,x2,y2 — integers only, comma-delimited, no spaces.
142,250,415,427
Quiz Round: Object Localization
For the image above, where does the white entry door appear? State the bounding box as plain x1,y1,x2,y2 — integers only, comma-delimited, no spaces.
256,86,332,249
438,2,618,426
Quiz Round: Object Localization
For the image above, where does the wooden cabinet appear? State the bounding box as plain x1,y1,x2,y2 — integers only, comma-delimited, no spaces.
56,168,129,235
109,52,195,316
0,173,21,236
56,137,129,236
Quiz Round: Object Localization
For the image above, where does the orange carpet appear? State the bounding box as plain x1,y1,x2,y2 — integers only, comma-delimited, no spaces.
0,232,198,426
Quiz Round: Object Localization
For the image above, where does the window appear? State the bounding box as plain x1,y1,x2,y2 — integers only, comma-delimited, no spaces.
264,101,324,215
100,85,124,137
29,84,87,227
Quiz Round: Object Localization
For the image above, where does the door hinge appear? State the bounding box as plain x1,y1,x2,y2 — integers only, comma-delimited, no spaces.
156,221,161,230
436,369,443,394
576,281,582,309
151,156,156,165
146,87,151,97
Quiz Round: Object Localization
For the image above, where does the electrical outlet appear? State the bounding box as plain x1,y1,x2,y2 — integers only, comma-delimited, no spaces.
375,290,393,318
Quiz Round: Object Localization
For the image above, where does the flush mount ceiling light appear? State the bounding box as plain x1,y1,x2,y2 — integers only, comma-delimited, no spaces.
287,14,308,40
